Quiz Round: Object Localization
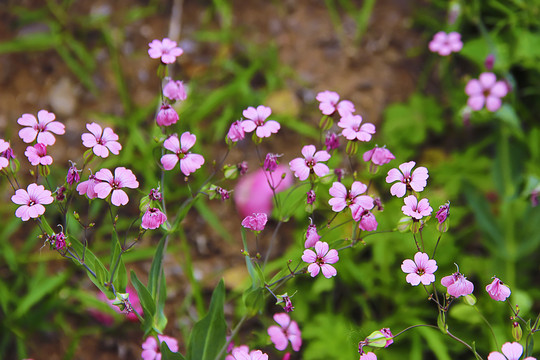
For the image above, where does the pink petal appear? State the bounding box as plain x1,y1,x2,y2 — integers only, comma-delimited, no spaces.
313,150,331,162
465,79,482,96
19,127,38,143
86,122,103,138
36,131,56,146
161,154,178,170
468,95,485,111
323,249,339,264
491,82,508,98
479,72,497,88
15,205,30,221
94,183,112,199
301,249,317,263
314,241,329,257
241,120,257,132
268,326,288,351
390,182,406,197
273,313,291,328
320,264,337,278
301,145,316,159
485,96,502,112
93,144,110,158
487,353,507,360
356,195,374,210
401,259,417,274
163,135,180,153
17,113,37,126
180,132,197,151
12,189,30,204
386,168,404,183
106,141,122,155
242,106,258,120
307,263,320,277
111,189,129,206
180,153,205,176
406,273,421,286
82,133,98,147
312,163,329,177
501,342,523,360
45,121,65,135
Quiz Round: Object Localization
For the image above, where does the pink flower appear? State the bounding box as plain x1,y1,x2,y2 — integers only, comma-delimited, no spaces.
148,38,183,64
337,114,376,142
0,139,11,170
18,110,65,145
325,132,340,151
24,143,53,166
267,313,302,352
354,209,378,231
360,352,377,360
402,195,433,220
488,342,536,360
441,271,474,297
264,153,281,172
436,202,450,224
227,120,245,142
306,189,316,205
465,72,508,112
329,181,374,214
89,286,143,325
163,79,187,101
305,223,321,248
66,163,80,185
76,174,99,199
386,161,429,197
486,277,511,301
141,208,167,229
301,241,339,278
428,31,463,56
289,145,331,181
11,183,54,221
161,132,205,176
401,252,438,286
231,349,268,360
240,105,280,138
141,335,179,360
363,146,395,166
315,90,355,117
81,122,122,158
241,213,267,231
94,167,139,206
156,104,179,127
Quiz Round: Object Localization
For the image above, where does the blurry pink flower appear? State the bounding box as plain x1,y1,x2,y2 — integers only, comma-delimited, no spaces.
337,114,376,142
161,132,205,176
315,90,355,117
305,223,321,248
227,120,245,142
402,195,433,220
76,174,99,199
267,313,302,352
488,342,536,360
81,122,122,158
401,252,437,286
386,161,429,197
301,241,339,278
142,208,167,229
0,139,11,170
289,145,331,181
156,104,179,127
163,79,187,100
231,349,268,360
226,345,249,360
363,146,395,166
94,167,139,206
360,352,377,360
148,38,183,64
465,72,508,112
329,181,374,214
11,183,54,221
90,286,143,325
486,277,511,302
429,31,463,56
380,328,393,347
441,271,474,297
241,213,267,231
306,189,316,205
141,335,179,360
354,209,378,231
66,163,80,185
18,110,65,145
241,105,280,138
25,143,53,166
325,132,340,151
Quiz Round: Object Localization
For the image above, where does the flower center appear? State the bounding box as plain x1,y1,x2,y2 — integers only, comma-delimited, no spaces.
305,158,316,168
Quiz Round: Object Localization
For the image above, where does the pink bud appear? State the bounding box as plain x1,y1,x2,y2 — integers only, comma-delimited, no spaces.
156,104,179,127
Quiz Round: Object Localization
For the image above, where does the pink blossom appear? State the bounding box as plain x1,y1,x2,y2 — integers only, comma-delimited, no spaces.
0,139,11,170
289,145,331,181
428,31,463,56
227,120,245,142
18,110,65,145
402,195,433,220
156,104,179,127
486,277,511,302
354,209,378,231
305,223,321,248
401,252,438,286
231,349,268,360
337,114,376,142
76,174,99,199
161,132,205,176
328,181,374,214
141,335,179,360
66,163,80,185
163,79,187,101
226,345,249,360
94,167,139,206
142,208,167,229
11,183,54,221
386,161,429,197
241,213,267,231
315,90,355,117
24,143,53,166
441,271,474,297
89,286,143,325
488,342,536,360
301,241,339,278
363,146,395,166
465,72,508,112
81,122,122,158
360,352,377,360
267,313,302,352
306,189,316,205
325,132,340,151
240,105,280,138
264,153,281,172
148,38,183,64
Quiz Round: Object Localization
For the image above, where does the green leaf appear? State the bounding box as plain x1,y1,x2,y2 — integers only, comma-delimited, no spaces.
242,286,265,316
161,341,185,360
148,236,166,299
68,235,111,295
131,270,156,334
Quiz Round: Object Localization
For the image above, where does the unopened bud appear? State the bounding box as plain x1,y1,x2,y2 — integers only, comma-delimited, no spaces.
512,322,523,341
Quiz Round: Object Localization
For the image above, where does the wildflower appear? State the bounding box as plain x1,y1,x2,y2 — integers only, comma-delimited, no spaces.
436,201,450,232
268,313,302,352
305,223,321,248
231,349,268,360
264,153,281,172
354,209,378,231
238,161,248,176
325,132,340,150
56,186,66,201
76,174,99,199
485,54,495,70
380,328,394,347
402,195,433,220
487,342,536,360
363,146,395,166
315,90,355,117
465,72,508,112
328,181,374,213
18,110,65,145
289,145,331,181
227,120,245,142
148,38,183,64
94,167,139,206
0,139,11,170
66,163,80,185
160,132,205,176
428,31,463,56
277,293,294,313
11,183,54,221
53,232,66,251
386,161,429,198
241,213,267,231
301,241,339,278
486,277,511,302
89,286,143,325
240,105,280,138
156,104,179,127
401,252,438,286
141,335,179,360
81,122,122,158
441,270,474,297
149,188,162,201
25,143,53,166
337,114,376,142
306,189,316,205
226,345,250,360
141,207,167,229
163,79,187,101
360,353,377,360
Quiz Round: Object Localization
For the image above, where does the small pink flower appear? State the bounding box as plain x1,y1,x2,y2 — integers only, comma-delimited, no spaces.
465,72,508,112
486,277,511,302
264,153,281,172
267,313,302,352
156,104,179,127
76,174,99,199
231,349,268,360
141,335,179,360
226,345,249,360
25,143,53,166
241,213,267,231
0,139,11,170
363,146,395,166
227,120,245,142
306,189,316,205
325,132,340,151
94,167,139,206
11,183,54,221
402,195,433,220
360,352,377,360
66,163,80,185
315,90,355,117
163,79,187,101
441,271,474,297
240,105,280,138
305,223,321,248
18,110,65,145
141,208,167,229
386,161,429,197
148,38,183,64
354,209,378,231
401,252,438,286
328,181,374,215
161,132,205,176
337,114,376,142
289,145,331,181
81,122,122,158
488,342,536,360
428,31,463,56
301,241,339,278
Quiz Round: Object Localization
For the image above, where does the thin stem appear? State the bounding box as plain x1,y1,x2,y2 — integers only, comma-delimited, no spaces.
215,315,248,360
446,330,484,360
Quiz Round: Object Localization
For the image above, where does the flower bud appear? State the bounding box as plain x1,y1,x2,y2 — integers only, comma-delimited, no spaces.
156,104,179,127
226,120,245,143
306,189,316,205
149,188,162,201
512,321,523,341
264,153,281,172
436,201,450,232
364,331,387,348
56,186,66,202
54,232,67,251
66,163,80,185
223,164,240,179
485,54,495,71
163,79,187,101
